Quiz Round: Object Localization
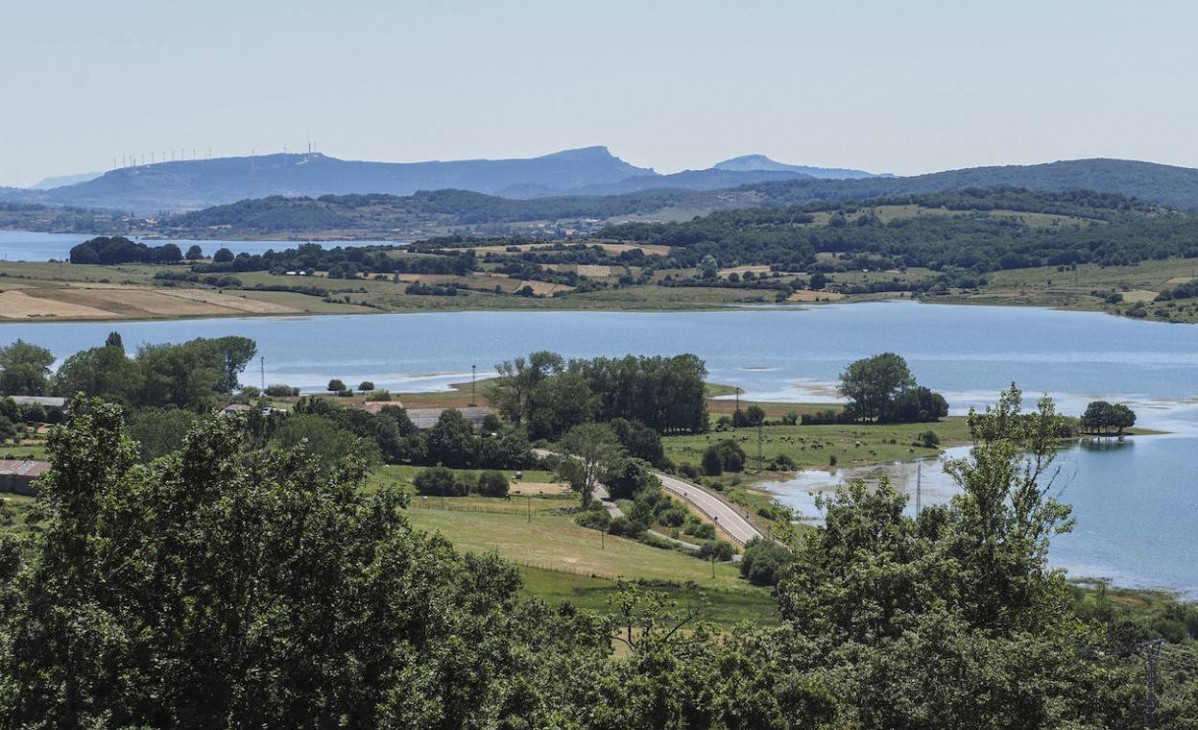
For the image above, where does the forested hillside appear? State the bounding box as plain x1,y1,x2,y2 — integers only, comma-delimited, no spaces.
601,189,1198,272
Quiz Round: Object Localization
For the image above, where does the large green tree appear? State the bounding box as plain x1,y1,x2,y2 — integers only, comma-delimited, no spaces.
773,385,1143,728
0,399,611,728
0,339,55,396
837,352,915,423
559,422,621,509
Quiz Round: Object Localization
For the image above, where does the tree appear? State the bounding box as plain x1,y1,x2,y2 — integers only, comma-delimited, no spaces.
134,337,256,409
425,408,477,468
1081,400,1136,435
0,398,595,727
942,384,1077,631
212,247,235,263
702,439,746,476
739,537,793,586
185,244,204,261
838,352,914,423
52,341,141,404
327,378,346,392
607,418,664,466
413,465,463,496
559,422,621,509
488,350,564,425
104,331,124,349
125,407,201,461
891,385,949,423
526,370,596,441
1109,403,1136,434
270,413,381,470
770,386,1139,728
153,243,183,263
0,339,55,396
357,380,374,393
476,470,510,498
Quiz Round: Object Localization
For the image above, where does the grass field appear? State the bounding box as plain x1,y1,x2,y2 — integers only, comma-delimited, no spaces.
405,508,745,586
664,417,973,473
518,566,777,627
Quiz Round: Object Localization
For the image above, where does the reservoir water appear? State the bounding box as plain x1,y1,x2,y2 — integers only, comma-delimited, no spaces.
1,300,1196,593
0,230,404,262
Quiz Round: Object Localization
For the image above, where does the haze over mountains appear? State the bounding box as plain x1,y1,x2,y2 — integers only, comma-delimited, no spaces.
1,147,880,213
6,147,1198,220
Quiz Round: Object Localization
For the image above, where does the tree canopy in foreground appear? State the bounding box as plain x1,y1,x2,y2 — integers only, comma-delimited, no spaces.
0,390,1194,727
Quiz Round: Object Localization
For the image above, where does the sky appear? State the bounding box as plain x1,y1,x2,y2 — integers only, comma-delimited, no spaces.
2,0,1197,187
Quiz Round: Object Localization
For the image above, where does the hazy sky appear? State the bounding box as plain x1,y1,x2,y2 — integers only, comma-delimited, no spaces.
3,0,1197,187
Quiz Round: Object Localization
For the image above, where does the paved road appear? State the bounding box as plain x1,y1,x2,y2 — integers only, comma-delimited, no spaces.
654,472,765,546
535,448,764,545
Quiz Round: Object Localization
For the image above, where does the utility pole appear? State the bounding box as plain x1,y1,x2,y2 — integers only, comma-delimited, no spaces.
916,462,922,516
1139,639,1165,728
260,356,265,392
471,365,477,406
757,423,764,472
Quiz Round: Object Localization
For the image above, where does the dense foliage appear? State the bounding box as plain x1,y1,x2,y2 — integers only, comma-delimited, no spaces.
601,189,1198,273
161,188,697,234
68,236,183,265
51,334,256,410
3,387,1198,725
1080,400,1137,434
0,340,55,396
838,352,948,423
488,351,708,439
3,388,1196,726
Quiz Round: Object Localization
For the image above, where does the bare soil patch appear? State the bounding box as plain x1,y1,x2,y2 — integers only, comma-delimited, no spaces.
787,290,844,302
0,290,112,318
510,481,570,496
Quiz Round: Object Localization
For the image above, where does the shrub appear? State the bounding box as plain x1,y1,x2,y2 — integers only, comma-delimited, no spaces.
696,540,736,562
475,470,510,498
608,516,647,539
702,439,746,475
677,463,703,481
265,384,300,397
413,466,465,496
364,390,392,402
768,453,798,471
739,537,794,586
685,520,716,540
701,447,724,476
575,507,612,531
915,430,940,448
658,507,688,528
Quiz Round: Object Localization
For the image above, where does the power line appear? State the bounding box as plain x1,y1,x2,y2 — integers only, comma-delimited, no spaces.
1138,639,1165,728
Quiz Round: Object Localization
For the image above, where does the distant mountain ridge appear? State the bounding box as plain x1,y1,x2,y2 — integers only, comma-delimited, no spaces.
18,147,879,213
740,158,1198,212
22,147,653,212
712,155,882,179
8,149,1198,219
30,171,103,190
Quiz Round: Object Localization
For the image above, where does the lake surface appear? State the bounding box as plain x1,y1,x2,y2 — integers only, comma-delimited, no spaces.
0,230,405,262
1,300,1196,593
